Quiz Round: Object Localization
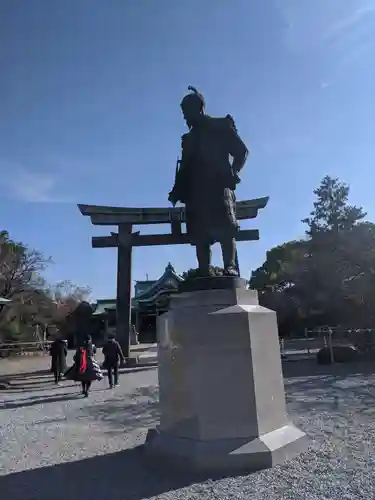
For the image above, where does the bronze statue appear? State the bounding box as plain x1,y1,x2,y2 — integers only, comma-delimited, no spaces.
168,86,249,277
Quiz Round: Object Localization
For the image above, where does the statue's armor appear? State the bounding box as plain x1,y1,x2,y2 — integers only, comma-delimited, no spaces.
172,115,242,246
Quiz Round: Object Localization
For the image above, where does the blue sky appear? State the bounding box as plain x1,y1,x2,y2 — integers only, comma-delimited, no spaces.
1,0,375,300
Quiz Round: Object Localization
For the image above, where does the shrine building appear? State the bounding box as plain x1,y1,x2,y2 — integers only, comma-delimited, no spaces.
92,263,183,343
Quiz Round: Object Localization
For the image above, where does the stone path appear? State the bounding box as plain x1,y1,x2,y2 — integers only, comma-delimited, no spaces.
1,359,375,499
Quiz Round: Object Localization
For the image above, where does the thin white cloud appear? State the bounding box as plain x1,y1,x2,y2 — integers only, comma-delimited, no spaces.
325,4,375,43
278,0,375,53
0,165,71,203
277,0,375,90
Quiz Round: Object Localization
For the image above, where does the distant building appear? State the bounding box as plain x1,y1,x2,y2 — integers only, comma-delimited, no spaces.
92,263,183,343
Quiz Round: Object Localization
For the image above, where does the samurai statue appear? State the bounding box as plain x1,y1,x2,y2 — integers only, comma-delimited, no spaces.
168,86,249,277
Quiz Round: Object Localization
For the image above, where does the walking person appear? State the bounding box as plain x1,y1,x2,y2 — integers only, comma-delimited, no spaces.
65,335,102,397
50,335,68,385
102,333,125,388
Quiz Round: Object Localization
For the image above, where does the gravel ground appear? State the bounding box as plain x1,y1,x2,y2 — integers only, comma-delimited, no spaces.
1,360,375,499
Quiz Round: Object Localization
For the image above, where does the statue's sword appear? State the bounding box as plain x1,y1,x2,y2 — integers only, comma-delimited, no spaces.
174,156,181,187
169,158,182,231
169,157,181,208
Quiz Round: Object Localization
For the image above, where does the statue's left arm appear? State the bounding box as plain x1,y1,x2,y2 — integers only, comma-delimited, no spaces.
225,115,249,174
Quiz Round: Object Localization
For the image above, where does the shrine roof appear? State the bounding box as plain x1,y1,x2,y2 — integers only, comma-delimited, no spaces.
134,263,183,304
92,299,116,316
135,288,178,308
134,280,157,296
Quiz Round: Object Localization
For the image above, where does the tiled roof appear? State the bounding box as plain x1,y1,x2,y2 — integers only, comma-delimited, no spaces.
134,263,183,303
134,281,157,296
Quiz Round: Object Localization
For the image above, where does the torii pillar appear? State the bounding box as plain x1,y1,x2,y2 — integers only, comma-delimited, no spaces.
116,223,133,359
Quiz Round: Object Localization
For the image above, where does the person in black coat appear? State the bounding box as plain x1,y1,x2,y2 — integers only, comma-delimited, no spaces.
102,334,125,388
50,337,68,384
65,335,102,397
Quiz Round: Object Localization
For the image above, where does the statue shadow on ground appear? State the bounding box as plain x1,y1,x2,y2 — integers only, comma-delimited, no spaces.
0,446,215,500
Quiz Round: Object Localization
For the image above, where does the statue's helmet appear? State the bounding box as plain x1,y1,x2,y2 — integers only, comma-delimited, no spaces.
180,86,205,113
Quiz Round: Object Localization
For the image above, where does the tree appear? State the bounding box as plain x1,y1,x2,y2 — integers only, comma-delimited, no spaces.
0,232,91,341
300,176,369,324
250,241,309,334
0,231,52,336
45,280,91,320
250,241,305,292
66,301,95,345
337,222,375,326
250,176,374,332
47,281,92,343
302,175,366,234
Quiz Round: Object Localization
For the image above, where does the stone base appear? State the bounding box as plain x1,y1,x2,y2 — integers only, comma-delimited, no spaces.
145,424,308,473
178,275,247,293
150,287,308,475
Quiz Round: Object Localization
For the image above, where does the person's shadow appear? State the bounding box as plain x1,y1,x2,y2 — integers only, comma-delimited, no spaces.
0,446,201,500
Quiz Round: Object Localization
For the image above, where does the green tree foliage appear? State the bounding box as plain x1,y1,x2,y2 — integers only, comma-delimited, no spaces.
250,176,375,333
302,175,366,234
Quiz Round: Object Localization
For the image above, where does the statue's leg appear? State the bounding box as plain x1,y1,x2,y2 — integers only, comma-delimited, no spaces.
221,237,239,276
196,242,211,276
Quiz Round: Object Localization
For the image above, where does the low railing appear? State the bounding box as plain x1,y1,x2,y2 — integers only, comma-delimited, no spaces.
0,340,53,358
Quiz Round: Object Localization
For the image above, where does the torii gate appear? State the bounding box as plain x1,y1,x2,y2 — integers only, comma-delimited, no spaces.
78,196,269,358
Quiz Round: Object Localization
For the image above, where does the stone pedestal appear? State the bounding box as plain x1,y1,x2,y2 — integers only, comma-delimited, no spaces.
145,281,307,473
